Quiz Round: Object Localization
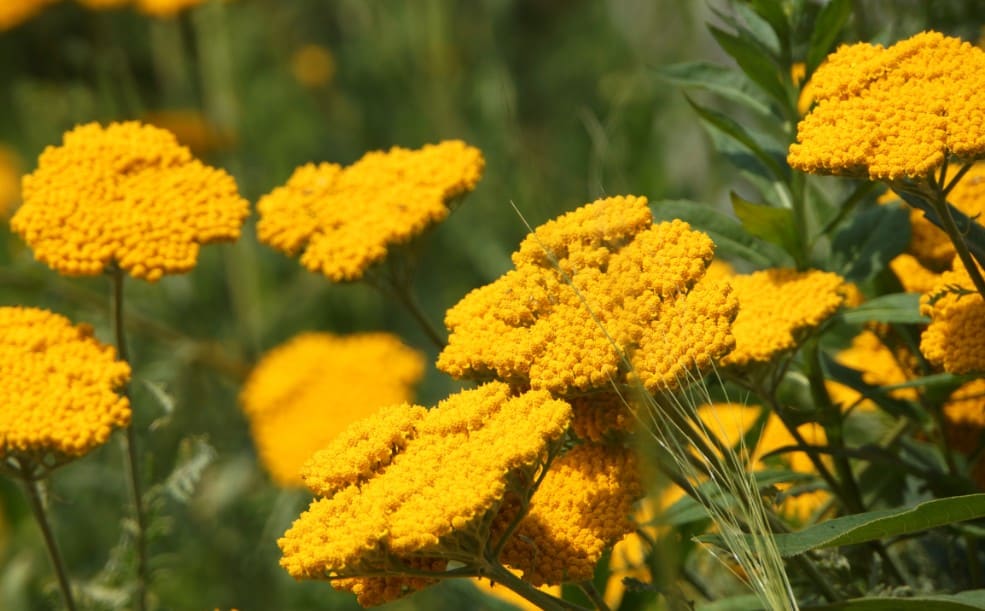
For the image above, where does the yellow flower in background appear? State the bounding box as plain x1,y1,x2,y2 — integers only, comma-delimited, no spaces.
890,253,942,294
920,260,985,374
0,307,131,471
438,195,737,395
0,145,21,218
789,31,985,181
135,0,207,17
500,443,641,586
279,382,571,604
721,268,847,367
471,572,561,611
826,330,919,412
256,141,484,282
142,109,235,156
0,0,56,30
291,44,336,89
239,332,425,487
75,0,130,9
11,121,249,282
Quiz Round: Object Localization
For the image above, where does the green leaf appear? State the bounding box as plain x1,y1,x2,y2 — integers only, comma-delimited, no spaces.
731,3,781,57
687,96,788,180
655,61,773,117
701,494,985,556
896,190,985,269
650,199,794,267
709,25,789,105
742,0,790,46
831,204,910,282
806,0,852,73
802,590,985,611
731,192,800,260
698,594,767,611
839,293,928,325
659,470,813,526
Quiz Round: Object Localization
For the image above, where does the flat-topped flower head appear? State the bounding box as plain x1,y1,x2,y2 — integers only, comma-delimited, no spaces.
278,382,571,599
438,195,737,395
0,307,131,473
11,121,249,282
789,31,985,181
256,141,484,282
239,332,425,487
920,260,985,374
499,443,641,586
721,268,847,368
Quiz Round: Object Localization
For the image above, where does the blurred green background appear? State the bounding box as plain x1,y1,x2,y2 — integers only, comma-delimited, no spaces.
2,1,985,609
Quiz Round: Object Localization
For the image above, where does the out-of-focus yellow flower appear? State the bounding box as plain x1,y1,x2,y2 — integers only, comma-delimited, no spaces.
920,260,985,374
0,307,131,472
75,0,130,9
0,145,21,219
291,44,336,89
278,382,571,605
142,109,235,156
11,121,249,282
471,571,561,611
500,443,642,586
721,268,847,367
257,141,484,282
939,380,985,490
135,0,207,17
239,332,425,487
789,31,985,181
0,0,57,30
890,253,942,294
790,62,816,116
826,330,919,412
438,195,737,395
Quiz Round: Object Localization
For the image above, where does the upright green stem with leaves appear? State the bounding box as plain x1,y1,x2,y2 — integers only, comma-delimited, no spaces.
111,268,149,611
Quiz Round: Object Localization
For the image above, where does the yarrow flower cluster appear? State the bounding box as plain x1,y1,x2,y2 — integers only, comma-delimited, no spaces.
788,31,985,181
0,307,131,472
720,268,847,367
239,332,425,487
278,382,571,606
0,0,56,30
11,121,249,282
256,141,484,282
920,260,985,374
438,195,738,395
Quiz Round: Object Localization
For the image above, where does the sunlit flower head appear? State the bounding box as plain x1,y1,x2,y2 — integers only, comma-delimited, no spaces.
920,260,985,374
500,443,641,586
889,253,942,294
789,31,985,181
0,145,21,219
0,0,56,30
438,195,737,395
239,332,425,487
11,121,249,282
278,382,571,602
256,141,484,282
0,307,131,473
720,268,847,367
826,330,919,412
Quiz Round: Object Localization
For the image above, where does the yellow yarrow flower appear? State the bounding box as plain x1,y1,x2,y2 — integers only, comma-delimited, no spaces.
239,332,425,487
438,195,737,395
500,442,641,586
256,141,484,282
75,0,130,9
920,260,985,374
721,268,847,367
826,330,919,412
789,31,985,181
291,44,336,89
0,307,131,472
0,0,56,30
0,145,21,219
890,253,942,294
278,382,571,601
135,0,209,17
569,391,635,443
142,109,235,156
11,121,249,282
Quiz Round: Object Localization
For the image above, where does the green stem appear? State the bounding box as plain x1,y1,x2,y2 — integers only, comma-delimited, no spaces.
577,581,612,611
930,193,985,300
485,563,589,611
111,269,149,611
21,478,77,611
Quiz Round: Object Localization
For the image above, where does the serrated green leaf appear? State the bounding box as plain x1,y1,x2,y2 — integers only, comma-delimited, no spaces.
655,61,772,117
839,293,928,325
709,25,790,105
731,193,801,260
806,0,852,73
650,199,794,267
831,204,910,282
701,494,985,557
802,590,985,611
687,96,788,181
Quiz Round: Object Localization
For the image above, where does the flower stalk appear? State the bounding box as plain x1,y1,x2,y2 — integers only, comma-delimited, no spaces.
21,477,77,611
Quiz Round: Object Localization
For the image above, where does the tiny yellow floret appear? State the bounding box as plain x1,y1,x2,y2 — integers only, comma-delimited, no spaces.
789,31,985,180
11,121,249,282
256,141,484,282
239,332,425,487
0,307,131,469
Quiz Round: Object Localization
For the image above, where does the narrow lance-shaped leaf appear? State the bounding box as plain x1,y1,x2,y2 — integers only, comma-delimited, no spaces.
709,24,789,106
839,293,928,325
806,0,852,73
655,61,773,117
731,192,801,261
687,96,789,181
